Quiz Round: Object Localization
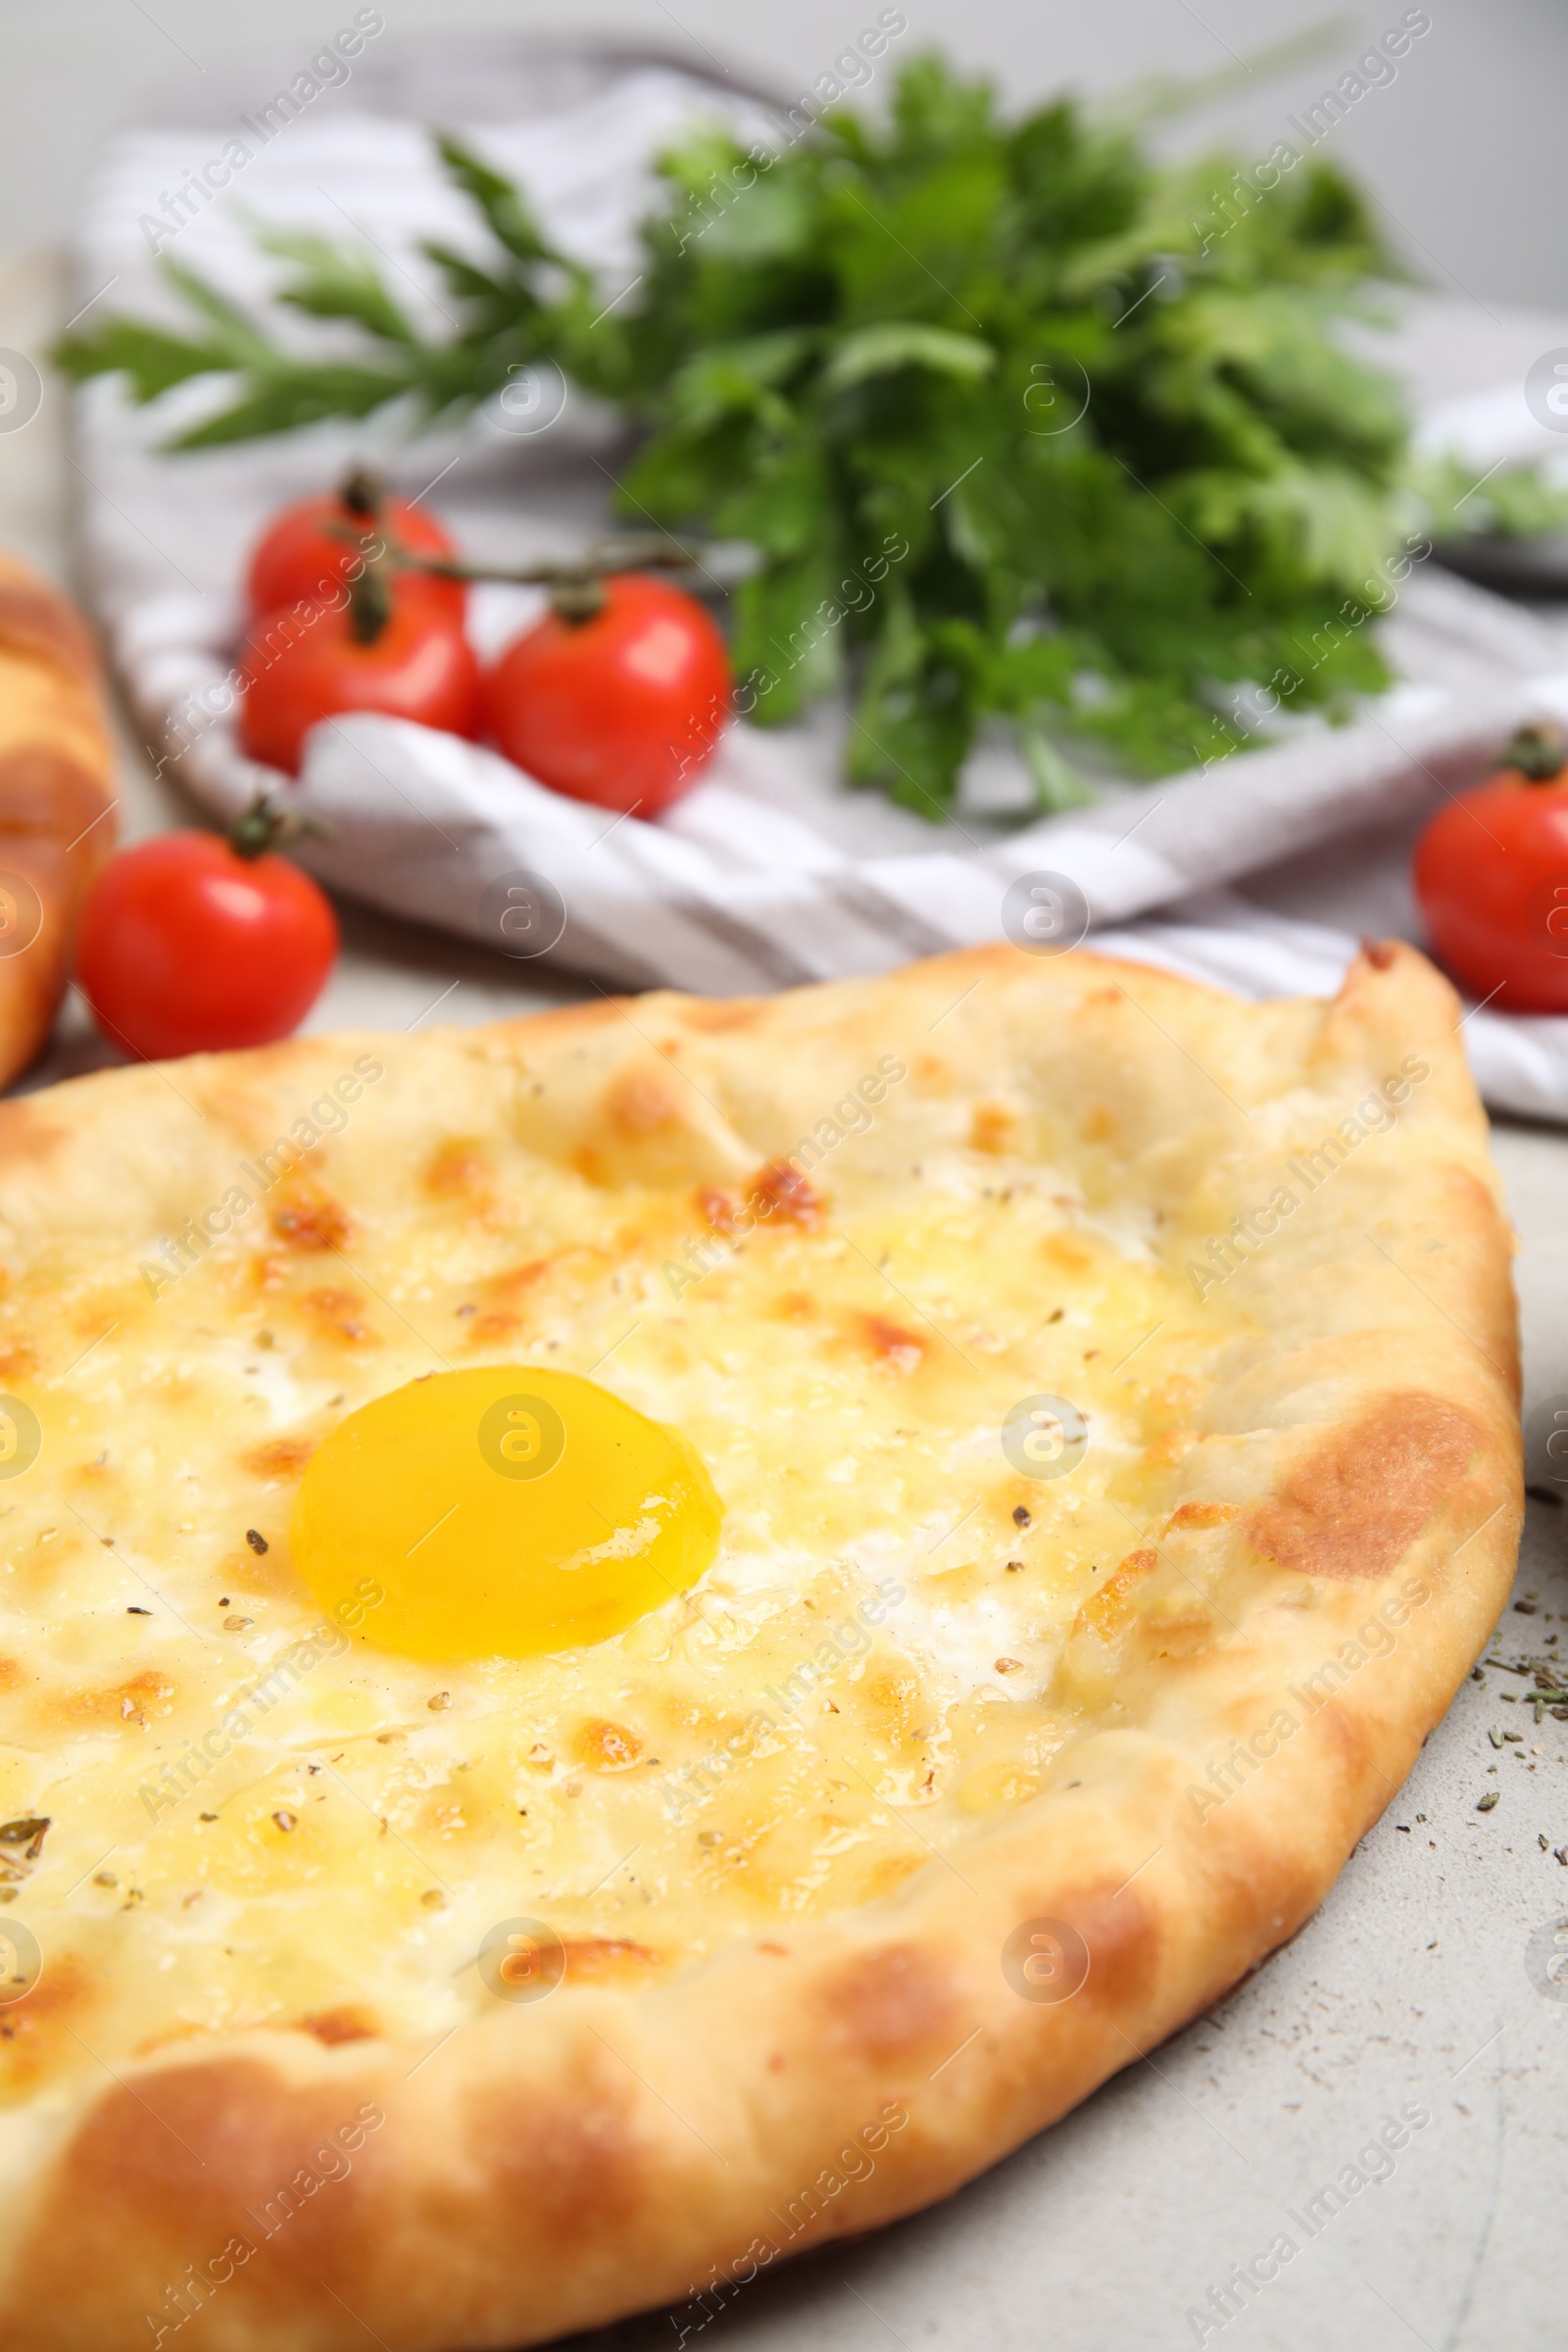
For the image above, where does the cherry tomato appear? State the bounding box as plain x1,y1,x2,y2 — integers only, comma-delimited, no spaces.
1412,726,1568,1012
247,486,465,623
239,591,482,777
485,573,731,815
75,814,338,1061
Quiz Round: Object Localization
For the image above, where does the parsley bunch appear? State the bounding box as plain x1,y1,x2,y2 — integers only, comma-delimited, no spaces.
61,56,1457,814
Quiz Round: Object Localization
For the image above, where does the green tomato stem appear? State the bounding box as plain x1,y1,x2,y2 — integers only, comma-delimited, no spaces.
1498,723,1568,783
228,794,334,860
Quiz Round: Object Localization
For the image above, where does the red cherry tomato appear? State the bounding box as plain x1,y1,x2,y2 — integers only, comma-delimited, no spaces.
75,824,338,1061
485,573,731,815
247,488,465,623
1412,728,1568,1012
239,593,482,776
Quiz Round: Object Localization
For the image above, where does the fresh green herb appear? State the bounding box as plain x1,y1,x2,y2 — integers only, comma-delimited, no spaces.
51,56,1544,815
1410,453,1568,545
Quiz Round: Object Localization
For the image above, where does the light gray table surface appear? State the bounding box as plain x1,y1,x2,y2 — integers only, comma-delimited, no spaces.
2,242,1566,2352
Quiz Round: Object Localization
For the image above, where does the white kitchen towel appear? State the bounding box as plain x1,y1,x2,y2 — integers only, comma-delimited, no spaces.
68,38,1568,1117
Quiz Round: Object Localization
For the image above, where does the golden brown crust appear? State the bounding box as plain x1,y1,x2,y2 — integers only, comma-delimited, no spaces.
0,939,1520,2351
1244,1393,1486,1580
0,568,102,681
0,554,117,1088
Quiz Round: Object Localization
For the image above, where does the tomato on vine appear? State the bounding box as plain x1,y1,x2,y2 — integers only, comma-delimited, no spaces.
239,577,481,776
246,469,466,623
485,572,731,815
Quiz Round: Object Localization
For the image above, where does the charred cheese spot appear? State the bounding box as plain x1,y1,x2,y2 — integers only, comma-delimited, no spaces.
241,1437,316,1479
606,1066,683,1139
1074,1548,1158,1642
1164,1501,1242,1532
750,1161,823,1226
1057,1549,1164,1707
1140,1429,1200,1473
299,1288,376,1345
968,1102,1018,1155
270,1191,353,1250
854,1313,926,1374
696,1186,739,1235
299,2006,379,2046
422,1138,495,1201
487,1254,568,1301
561,1936,664,1984
460,1254,564,1347
58,1671,178,1729
465,1310,521,1346
572,1719,644,1772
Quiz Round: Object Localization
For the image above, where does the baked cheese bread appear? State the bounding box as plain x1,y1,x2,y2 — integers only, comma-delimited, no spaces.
0,554,116,1087
0,941,1519,2350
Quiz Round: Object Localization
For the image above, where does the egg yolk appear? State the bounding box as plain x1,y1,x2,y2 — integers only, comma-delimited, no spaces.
289,1366,722,1661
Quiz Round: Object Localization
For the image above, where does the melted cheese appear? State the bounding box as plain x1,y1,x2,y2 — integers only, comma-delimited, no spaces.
0,1101,1236,2090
